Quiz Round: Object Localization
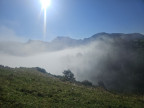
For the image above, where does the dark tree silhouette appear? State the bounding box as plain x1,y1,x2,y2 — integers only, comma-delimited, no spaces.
63,70,75,82
36,67,47,74
81,80,93,86
98,81,106,89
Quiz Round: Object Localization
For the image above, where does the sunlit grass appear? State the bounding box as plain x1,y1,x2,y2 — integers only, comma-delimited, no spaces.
0,67,144,108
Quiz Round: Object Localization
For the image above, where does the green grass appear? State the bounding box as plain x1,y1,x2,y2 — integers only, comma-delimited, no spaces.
0,67,144,108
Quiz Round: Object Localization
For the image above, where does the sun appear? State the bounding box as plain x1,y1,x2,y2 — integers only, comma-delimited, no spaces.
40,0,51,10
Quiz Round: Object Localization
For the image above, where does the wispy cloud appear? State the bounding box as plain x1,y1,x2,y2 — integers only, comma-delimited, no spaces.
0,26,26,42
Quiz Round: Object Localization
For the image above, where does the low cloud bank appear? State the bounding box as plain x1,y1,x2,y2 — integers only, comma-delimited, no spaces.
0,36,144,93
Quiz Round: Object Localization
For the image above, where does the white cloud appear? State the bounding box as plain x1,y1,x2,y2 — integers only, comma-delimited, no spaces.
0,26,26,42
0,40,112,82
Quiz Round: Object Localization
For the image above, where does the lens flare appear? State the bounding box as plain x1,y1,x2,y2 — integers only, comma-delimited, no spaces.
40,0,51,38
40,0,51,9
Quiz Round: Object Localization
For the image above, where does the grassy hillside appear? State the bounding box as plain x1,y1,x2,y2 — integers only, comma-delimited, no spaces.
0,67,144,108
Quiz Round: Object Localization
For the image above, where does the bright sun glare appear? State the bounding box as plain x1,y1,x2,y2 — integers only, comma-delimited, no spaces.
40,0,51,39
40,0,51,9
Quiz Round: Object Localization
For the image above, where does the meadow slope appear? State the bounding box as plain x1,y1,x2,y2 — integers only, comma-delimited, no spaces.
0,67,144,108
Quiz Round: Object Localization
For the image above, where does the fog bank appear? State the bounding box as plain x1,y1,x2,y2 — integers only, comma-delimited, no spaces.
0,35,144,93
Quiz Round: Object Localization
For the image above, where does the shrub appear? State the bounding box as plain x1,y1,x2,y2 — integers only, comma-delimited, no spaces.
81,80,93,86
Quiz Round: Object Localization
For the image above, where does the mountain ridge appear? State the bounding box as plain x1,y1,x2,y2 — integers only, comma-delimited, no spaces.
0,32,144,56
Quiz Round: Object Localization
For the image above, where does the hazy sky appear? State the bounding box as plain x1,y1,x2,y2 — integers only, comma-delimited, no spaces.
0,0,144,41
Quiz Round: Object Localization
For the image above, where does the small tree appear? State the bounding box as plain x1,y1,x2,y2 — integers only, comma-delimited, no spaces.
63,70,75,82
81,80,93,86
98,81,106,89
36,67,47,74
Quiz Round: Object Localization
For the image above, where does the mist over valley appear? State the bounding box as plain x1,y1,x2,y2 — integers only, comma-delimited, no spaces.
1,33,144,93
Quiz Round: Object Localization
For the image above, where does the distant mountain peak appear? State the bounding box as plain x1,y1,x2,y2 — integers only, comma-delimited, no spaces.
95,32,109,35
52,36,77,43
54,36,72,40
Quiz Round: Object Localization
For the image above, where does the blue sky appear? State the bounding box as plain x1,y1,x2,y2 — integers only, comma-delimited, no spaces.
0,0,144,41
